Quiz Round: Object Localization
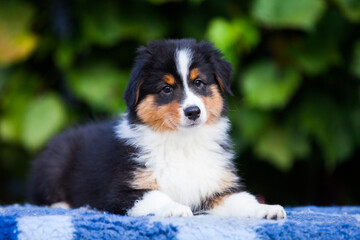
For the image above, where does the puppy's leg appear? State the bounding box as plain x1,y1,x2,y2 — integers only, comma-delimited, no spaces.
208,192,286,220
127,190,193,217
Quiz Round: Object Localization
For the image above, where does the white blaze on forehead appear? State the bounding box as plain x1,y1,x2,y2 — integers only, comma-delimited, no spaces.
175,48,208,126
175,48,192,90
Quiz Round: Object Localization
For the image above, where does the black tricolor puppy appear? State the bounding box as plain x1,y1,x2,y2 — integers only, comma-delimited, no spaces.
29,39,286,219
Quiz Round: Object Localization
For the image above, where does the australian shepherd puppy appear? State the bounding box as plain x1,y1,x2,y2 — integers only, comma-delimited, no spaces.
29,39,286,219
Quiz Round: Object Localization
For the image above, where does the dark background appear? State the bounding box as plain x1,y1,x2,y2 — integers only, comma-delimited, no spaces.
1,0,360,206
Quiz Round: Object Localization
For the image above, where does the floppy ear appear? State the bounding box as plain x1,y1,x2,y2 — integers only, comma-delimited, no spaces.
203,42,233,95
213,58,233,96
124,46,148,108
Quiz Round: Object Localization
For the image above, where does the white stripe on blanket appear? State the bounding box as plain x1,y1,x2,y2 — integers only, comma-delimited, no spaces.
17,215,74,240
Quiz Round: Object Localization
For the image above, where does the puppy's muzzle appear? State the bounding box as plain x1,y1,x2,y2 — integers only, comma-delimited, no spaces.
184,106,201,121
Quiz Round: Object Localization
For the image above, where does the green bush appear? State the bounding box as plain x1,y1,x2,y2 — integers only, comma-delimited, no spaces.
0,0,359,204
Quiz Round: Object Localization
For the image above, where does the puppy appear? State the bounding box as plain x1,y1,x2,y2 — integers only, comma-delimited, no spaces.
29,39,286,219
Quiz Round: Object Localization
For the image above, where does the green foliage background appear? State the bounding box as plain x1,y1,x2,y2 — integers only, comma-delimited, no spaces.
1,0,360,205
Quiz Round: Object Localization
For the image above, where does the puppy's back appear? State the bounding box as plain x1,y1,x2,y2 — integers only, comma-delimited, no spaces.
28,121,136,210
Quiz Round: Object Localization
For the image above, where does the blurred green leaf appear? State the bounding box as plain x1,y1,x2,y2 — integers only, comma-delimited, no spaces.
299,94,355,169
22,93,67,151
230,105,270,142
117,17,167,43
207,18,239,51
251,0,326,30
289,11,346,76
0,96,31,143
241,61,301,109
67,63,128,113
292,47,341,76
254,125,309,171
0,1,38,66
80,3,122,46
54,42,76,71
79,2,166,46
333,0,360,22
207,17,260,67
351,40,360,79
207,18,259,51
0,71,40,143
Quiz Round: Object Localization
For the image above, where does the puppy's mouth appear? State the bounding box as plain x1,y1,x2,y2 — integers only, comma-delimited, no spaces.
183,122,200,128
179,119,204,130
178,105,206,130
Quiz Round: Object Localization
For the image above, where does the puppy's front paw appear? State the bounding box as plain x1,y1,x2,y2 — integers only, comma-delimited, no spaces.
127,191,193,217
158,203,193,217
252,204,287,220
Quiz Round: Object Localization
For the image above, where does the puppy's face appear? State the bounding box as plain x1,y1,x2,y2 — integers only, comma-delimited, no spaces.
124,39,232,132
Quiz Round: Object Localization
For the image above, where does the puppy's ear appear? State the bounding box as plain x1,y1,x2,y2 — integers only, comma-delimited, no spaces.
202,42,233,96
124,46,148,108
213,58,233,96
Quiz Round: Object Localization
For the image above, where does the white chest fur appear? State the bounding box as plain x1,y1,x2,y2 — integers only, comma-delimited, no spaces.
116,117,236,208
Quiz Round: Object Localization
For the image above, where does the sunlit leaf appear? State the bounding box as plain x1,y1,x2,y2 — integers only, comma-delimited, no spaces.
241,61,301,109
251,0,326,30
22,93,67,151
0,1,38,66
207,17,259,66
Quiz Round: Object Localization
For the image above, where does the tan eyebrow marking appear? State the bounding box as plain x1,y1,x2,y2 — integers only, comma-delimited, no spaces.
163,74,175,85
190,68,199,81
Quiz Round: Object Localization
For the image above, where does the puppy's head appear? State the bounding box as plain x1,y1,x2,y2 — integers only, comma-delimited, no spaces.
124,39,232,132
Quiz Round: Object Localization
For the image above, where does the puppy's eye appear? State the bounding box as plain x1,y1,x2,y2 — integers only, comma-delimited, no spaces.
194,79,204,88
161,85,173,94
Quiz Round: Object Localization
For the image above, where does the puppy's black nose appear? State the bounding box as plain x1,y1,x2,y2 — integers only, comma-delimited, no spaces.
184,106,201,121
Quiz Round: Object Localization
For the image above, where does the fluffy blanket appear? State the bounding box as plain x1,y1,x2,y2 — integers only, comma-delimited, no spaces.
0,205,359,239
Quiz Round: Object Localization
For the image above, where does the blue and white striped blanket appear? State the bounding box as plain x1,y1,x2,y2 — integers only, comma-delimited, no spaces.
0,205,359,239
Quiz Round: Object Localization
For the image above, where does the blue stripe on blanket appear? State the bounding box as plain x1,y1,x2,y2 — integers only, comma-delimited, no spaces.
0,205,359,239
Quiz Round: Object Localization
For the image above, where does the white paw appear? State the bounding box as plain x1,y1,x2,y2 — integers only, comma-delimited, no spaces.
157,203,193,217
208,192,287,220
127,191,193,217
251,204,287,220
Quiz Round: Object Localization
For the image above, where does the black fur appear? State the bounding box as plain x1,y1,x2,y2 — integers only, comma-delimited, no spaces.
28,121,146,214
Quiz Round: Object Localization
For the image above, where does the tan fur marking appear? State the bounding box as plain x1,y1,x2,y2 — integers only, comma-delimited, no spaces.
163,74,175,85
202,85,224,125
137,95,181,132
135,79,144,105
208,194,230,209
215,73,226,93
190,68,200,81
199,169,240,211
132,170,159,190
